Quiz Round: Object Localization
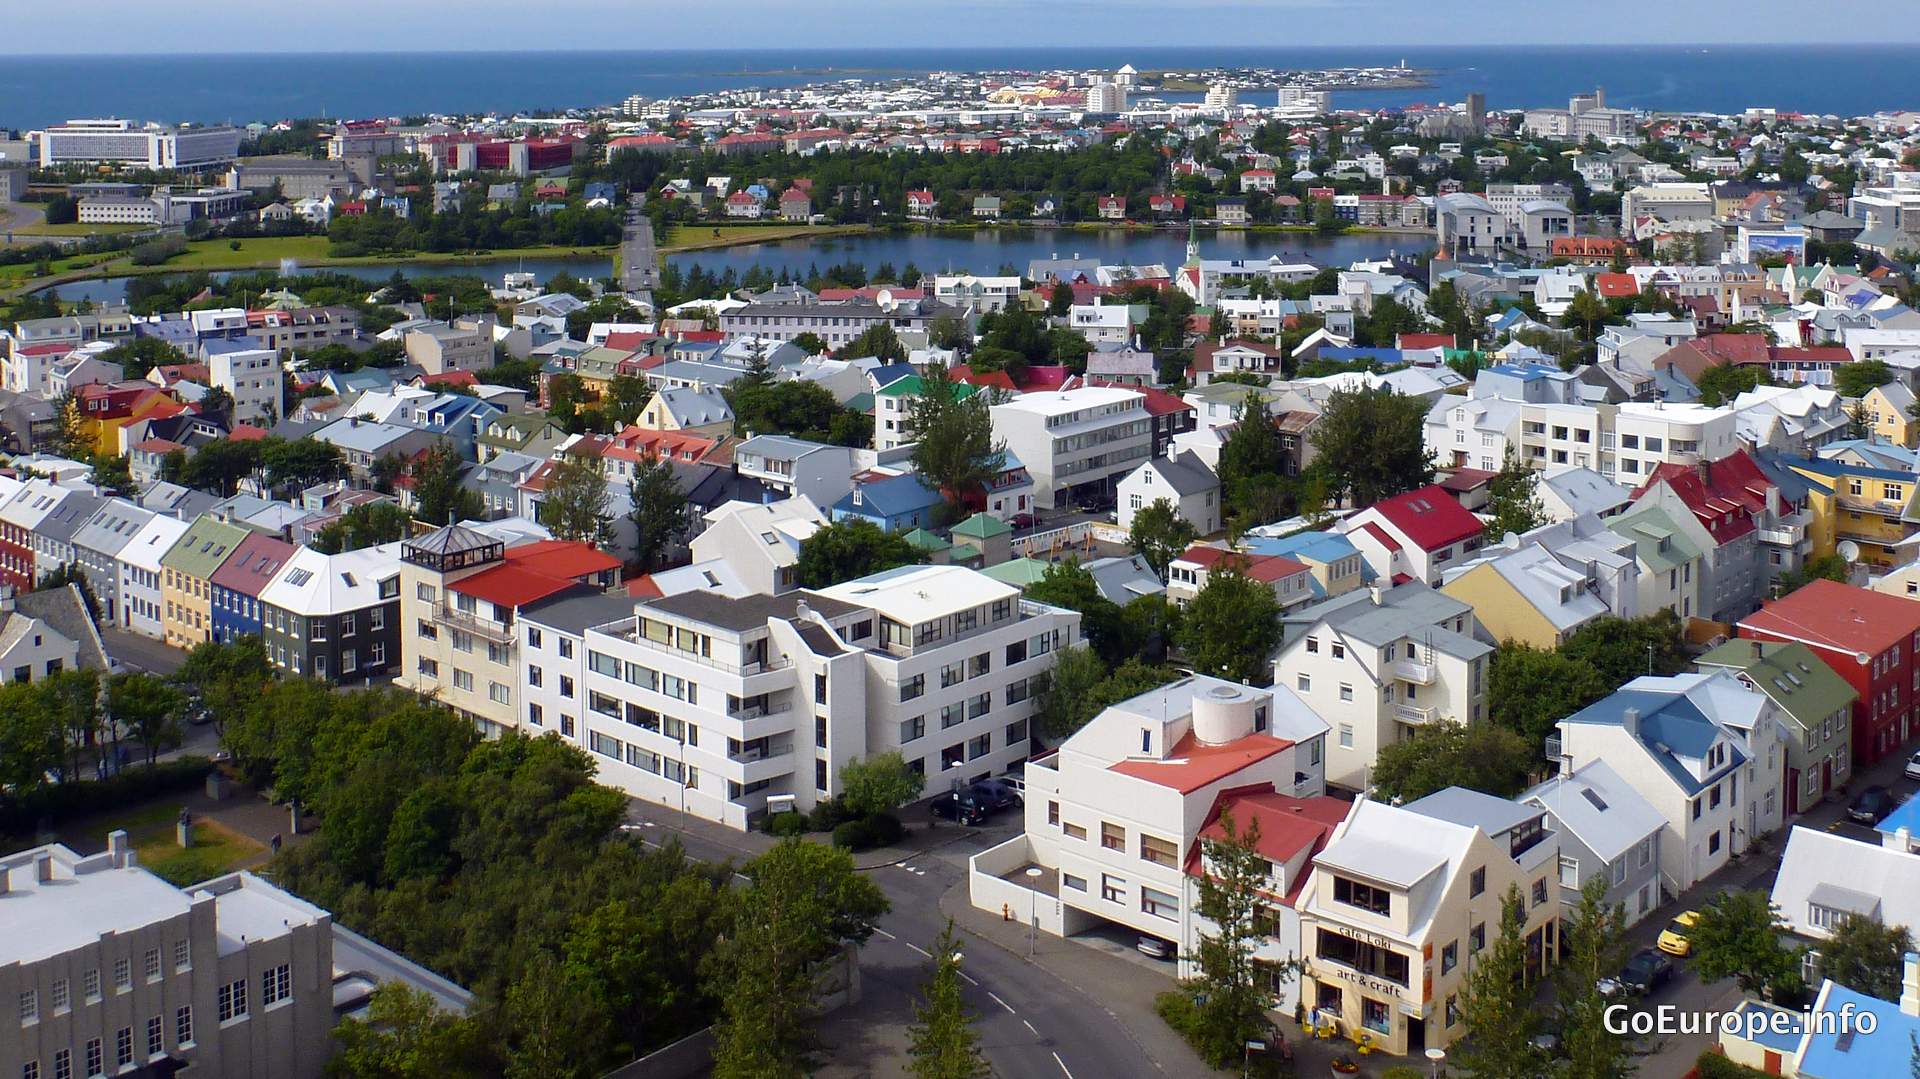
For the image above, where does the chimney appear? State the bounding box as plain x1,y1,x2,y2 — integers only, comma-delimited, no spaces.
1622,706,1641,739
0,865,8,896
108,830,129,868
1903,951,1920,1018
34,851,52,883
1695,459,1708,485
1751,639,1764,660
1369,583,1385,605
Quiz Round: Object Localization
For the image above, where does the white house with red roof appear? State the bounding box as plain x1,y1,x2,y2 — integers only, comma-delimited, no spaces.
1239,168,1277,193
969,676,1335,999
724,190,764,218
1336,485,1486,586
1166,543,1315,612
1097,195,1127,220
906,189,936,218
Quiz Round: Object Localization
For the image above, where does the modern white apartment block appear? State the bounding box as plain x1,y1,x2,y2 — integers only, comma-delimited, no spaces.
969,677,1334,1004
1611,403,1741,484
569,565,1080,830
202,341,283,425
932,275,1021,314
0,835,334,1079
991,387,1152,509
1275,583,1492,791
36,119,242,170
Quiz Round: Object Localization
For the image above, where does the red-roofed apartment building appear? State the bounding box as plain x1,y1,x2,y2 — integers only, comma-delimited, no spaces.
1336,485,1486,586
1167,545,1315,610
1739,579,1920,765
1629,452,1793,622
968,675,1337,1006
398,522,623,735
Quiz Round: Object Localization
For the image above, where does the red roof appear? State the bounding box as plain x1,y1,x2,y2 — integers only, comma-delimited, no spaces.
504,538,622,579
1740,579,1920,658
1595,273,1639,299
18,342,73,357
419,369,479,388
1185,790,1350,905
1396,333,1455,351
1357,521,1402,552
1637,452,1771,541
228,424,268,441
625,575,664,599
1436,468,1496,493
1363,485,1484,551
450,564,581,608
1108,730,1295,793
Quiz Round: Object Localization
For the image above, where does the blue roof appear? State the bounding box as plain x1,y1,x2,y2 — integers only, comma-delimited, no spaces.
1779,453,1917,484
1560,688,1745,796
1875,796,1920,840
1242,530,1359,565
136,319,196,344
201,335,269,356
1317,347,1404,365
831,473,943,522
1796,982,1920,1079
1486,362,1563,380
1730,1002,1803,1054
870,364,918,388
1752,450,1821,503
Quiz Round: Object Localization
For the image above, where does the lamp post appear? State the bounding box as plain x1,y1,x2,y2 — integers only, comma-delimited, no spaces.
1025,866,1044,960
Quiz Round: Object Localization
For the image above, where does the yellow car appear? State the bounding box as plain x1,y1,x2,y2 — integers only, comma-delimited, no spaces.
1657,911,1700,957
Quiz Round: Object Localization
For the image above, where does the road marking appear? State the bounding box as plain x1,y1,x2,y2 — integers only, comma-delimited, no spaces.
988,991,1014,1014
904,941,933,959
958,970,979,987
1023,1019,1039,1036
1053,1051,1075,1079
874,927,897,941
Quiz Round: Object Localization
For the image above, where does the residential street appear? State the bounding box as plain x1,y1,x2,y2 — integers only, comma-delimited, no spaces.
102,627,189,675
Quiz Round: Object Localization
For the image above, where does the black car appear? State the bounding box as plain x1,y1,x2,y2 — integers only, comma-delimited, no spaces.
1849,785,1898,824
929,792,987,826
1604,949,1674,996
967,779,1023,813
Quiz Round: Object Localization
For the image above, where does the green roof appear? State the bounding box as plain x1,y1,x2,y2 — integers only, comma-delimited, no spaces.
875,375,981,400
479,413,562,446
1696,639,1858,729
844,392,875,414
950,512,1012,539
980,557,1051,588
903,527,953,552
1608,507,1702,572
159,516,251,580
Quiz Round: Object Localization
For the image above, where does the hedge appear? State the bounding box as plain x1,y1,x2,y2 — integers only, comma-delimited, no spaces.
1,757,214,838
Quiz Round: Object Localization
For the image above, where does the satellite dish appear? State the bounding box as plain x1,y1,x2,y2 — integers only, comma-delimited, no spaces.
1837,540,1861,563
875,289,896,313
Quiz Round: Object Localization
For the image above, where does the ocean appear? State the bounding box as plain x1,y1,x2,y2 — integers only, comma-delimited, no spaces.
6,45,1920,130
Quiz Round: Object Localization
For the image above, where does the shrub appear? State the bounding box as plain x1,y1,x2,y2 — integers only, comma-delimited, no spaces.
831,819,874,850
128,235,187,267
808,797,857,831
1695,1051,1772,1079
1379,1068,1424,1079
864,812,904,846
763,812,808,838
0,757,214,839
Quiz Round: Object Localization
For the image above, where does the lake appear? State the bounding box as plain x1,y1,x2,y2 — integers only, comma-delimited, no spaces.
45,227,1421,303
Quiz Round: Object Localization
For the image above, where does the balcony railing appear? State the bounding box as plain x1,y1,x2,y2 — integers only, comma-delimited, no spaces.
1386,658,1436,685
730,701,794,721
594,618,793,675
436,605,514,643
1393,703,1437,725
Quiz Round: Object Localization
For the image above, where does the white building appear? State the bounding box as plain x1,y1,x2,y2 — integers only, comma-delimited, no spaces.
115,514,190,638
991,387,1152,509
0,836,335,1079
969,676,1334,1006
1116,453,1220,536
202,341,282,425
1274,582,1492,791
933,275,1021,314
37,119,242,170
687,497,829,595
572,564,1080,830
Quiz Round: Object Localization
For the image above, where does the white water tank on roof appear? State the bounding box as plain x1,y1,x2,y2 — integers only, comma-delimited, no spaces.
1191,682,1256,746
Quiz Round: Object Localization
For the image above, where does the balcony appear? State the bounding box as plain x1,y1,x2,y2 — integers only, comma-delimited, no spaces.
436,605,514,643
729,700,794,721
1757,518,1808,548
1385,657,1436,685
595,618,794,676
1394,703,1437,725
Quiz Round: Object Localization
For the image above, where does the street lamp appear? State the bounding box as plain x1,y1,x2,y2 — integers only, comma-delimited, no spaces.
1025,866,1044,960
1426,1046,1447,1078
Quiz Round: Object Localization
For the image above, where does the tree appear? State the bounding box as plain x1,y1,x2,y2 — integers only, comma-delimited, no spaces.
1176,563,1281,685
1557,876,1633,1079
1128,499,1198,582
1048,283,1074,316
174,636,272,742
706,840,888,1078
0,682,65,811
502,953,618,1079
1691,890,1800,1000
1216,390,1285,529
791,332,829,355
111,673,183,766
198,385,235,417
1309,387,1434,508
179,438,264,496
98,336,189,381
1775,553,1852,594
327,984,495,1079
1815,914,1914,1000
604,375,654,427
627,455,689,572
313,501,411,554
837,752,926,818
907,920,990,1079
1488,646,1610,748
842,322,908,362
1451,885,1544,1079
1694,362,1767,407
410,440,481,526
1026,559,1136,666
1485,448,1545,538
540,457,615,546
261,437,344,490
907,366,1004,508
1183,810,1286,1067
1833,359,1895,399
1371,721,1536,801
1565,288,1612,342
794,518,924,589
1035,645,1108,739
1560,612,1689,686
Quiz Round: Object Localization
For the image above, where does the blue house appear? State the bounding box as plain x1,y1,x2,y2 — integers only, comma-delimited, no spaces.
208,531,296,642
831,473,944,533
583,182,619,203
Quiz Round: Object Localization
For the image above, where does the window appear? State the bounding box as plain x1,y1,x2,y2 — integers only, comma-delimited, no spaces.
1338,682,1353,702
1708,830,1721,855
527,627,542,649
1331,642,1345,659
175,1006,193,1047
262,964,291,1007
1306,637,1319,653
1470,922,1486,953
173,939,190,973
452,669,473,692
1062,873,1087,892
528,665,543,688
52,1053,68,1079
1005,640,1027,665
147,1015,163,1057
114,957,130,993
559,674,574,699
83,969,99,1003
900,716,924,742
1101,874,1126,903
1469,866,1486,897
488,681,510,705
116,1027,132,1068
1338,723,1353,748
1441,940,1457,974
1048,801,1059,826
1297,673,1311,692
1004,718,1028,744
19,988,36,1025
217,979,247,1023
968,733,991,759
1559,854,1579,888
84,1040,100,1079
1333,875,1391,916
22,1063,37,1079
900,674,925,702
1064,821,1086,840
1532,877,1548,907
1140,834,1178,867
1140,886,1180,920
143,948,160,983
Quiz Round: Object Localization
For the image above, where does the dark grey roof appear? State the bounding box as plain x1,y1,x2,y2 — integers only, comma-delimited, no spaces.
519,591,635,635
642,590,861,632
796,623,847,656
1146,452,1218,497
12,584,110,673
409,522,496,556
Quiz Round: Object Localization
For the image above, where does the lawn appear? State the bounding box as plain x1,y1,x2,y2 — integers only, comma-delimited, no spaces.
662,222,868,252
78,801,266,887
14,222,148,237
155,236,616,272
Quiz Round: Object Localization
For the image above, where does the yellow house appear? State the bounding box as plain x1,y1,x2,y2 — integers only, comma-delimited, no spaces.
1860,382,1917,448
1783,456,1920,568
1440,543,1609,650
67,384,186,458
159,516,248,648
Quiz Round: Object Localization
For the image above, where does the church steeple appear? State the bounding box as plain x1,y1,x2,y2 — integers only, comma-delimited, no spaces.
1184,219,1200,267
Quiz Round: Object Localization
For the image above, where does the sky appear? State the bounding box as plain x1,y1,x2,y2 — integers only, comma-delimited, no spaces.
14,0,1920,52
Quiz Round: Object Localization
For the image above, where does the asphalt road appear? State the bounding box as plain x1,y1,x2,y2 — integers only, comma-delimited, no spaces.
101,627,189,675
623,805,1162,1078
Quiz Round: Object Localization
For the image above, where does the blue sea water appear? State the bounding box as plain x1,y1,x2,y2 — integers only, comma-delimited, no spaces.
6,45,1920,130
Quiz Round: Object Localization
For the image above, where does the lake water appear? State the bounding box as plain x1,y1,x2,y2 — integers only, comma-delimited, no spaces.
46,228,1416,303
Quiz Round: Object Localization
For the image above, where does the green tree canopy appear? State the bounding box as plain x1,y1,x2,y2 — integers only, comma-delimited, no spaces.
907,920,990,1079
1175,563,1281,685
1452,885,1544,1079
907,366,1005,507
1485,448,1545,538
1814,914,1913,1000
837,751,927,817
1127,498,1198,581
1833,359,1895,399
1691,890,1801,1000
1309,387,1435,508
539,457,615,546
1488,645,1611,749
1694,362,1768,407
1371,720,1536,801
794,518,925,589
627,455,689,572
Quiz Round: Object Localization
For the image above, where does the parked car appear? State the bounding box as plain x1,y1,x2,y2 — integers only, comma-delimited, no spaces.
929,792,987,826
1905,751,1920,783
967,778,1023,814
1599,948,1675,997
1657,911,1700,957
1849,785,1898,824
1009,513,1037,530
1136,935,1175,960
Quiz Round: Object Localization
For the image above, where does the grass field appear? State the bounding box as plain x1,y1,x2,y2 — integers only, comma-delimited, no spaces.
662,223,869,253
155,236,617,272
14,222,148,237
75,801,265,887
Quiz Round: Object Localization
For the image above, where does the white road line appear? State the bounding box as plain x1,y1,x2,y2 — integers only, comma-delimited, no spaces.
958,971,979,987
874,927,897,941
1022,1019,1039,1036
904,941,933,959
988,991,1015,1014
1053,1051,1075,1079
